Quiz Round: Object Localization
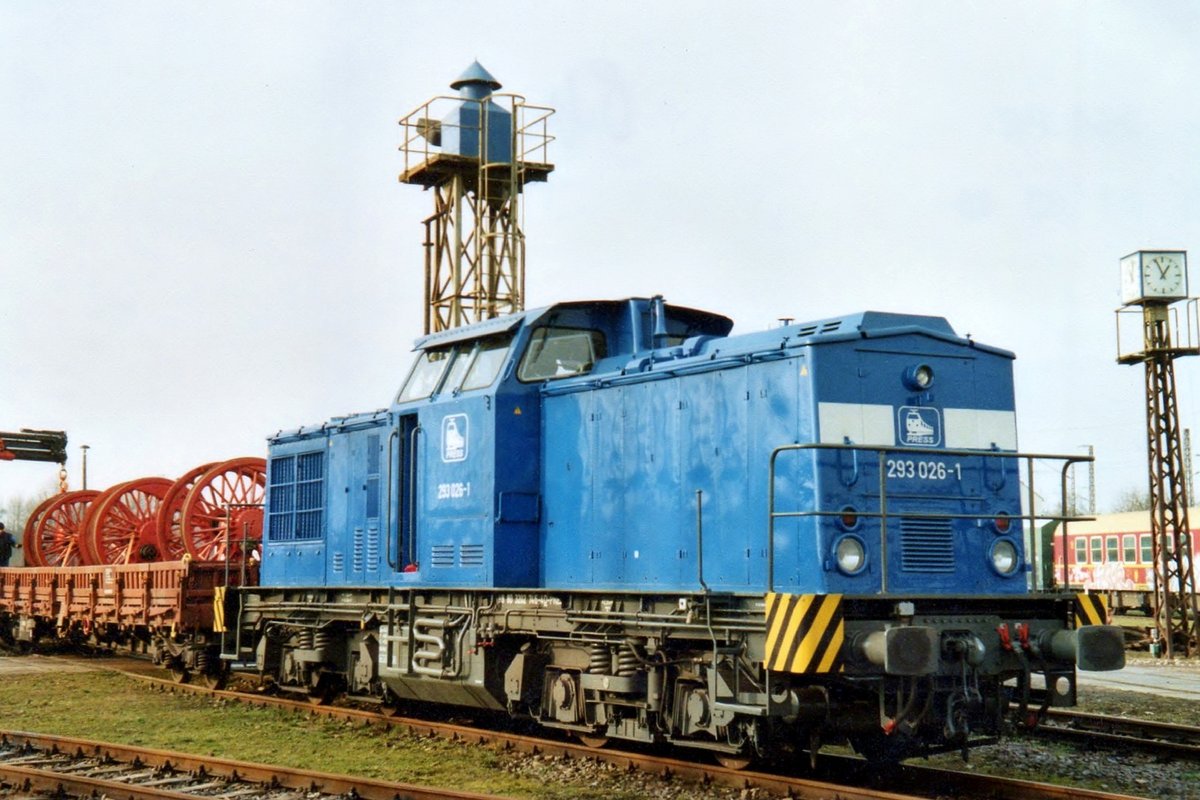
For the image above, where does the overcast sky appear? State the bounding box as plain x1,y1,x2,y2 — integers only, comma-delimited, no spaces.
2,2,1197,516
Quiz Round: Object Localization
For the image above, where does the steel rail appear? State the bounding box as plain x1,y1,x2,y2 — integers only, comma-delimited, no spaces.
0,729,504,800
1033,707,1200,759
74,660,1151,800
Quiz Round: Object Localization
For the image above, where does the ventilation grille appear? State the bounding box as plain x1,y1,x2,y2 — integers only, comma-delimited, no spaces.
899,517,955,573
267,450,324,541
460,543,485,567
794,320,844,337
431,545,455,568
352,527,364,573
366,526,379,571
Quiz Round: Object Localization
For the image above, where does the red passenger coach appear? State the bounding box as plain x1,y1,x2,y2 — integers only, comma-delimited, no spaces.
1053,509,1200,613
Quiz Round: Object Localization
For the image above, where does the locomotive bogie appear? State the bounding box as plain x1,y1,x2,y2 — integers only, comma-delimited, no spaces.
222,583,1119,761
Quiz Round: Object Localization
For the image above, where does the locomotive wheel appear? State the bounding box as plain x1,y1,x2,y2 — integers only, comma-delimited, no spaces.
379,690,403,717
82,478,173,565
576,733,610,749
24,491,98,567
168,664,190,684
306,678,336,706
179,457,266,562
714,753,753,771
201,664,228,690
154,462,218,561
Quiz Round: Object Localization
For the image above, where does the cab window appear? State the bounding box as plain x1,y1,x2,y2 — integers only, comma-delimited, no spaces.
397,348,452,403
518,326,606,382
441,347,473,395
461,336,512,391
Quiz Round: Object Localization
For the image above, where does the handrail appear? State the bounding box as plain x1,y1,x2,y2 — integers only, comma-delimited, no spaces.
407,424,423,568
695,490,709,594
384,427,400,571
766,442,1094,593
398,93,555,178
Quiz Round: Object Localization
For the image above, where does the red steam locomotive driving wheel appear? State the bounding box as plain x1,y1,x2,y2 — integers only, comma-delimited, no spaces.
82,478,173,565
179,457,266,562
23,491,99,567
155,462,218,561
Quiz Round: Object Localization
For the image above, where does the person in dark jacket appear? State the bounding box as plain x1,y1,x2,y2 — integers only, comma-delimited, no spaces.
0,522,16,567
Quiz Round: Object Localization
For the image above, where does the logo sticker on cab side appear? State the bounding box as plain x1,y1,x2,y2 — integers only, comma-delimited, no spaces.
898,406,940,447
442,414,468,462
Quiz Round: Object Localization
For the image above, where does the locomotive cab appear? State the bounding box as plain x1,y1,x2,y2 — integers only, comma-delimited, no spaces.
261,297,731,590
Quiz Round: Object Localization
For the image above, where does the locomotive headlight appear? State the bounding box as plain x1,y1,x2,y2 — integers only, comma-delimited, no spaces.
902,364,935,391
833,534,867,575
989,538,1020,576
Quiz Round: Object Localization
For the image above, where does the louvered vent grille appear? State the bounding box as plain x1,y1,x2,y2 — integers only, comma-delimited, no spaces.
366,526,379,571
352,527,364,573
460,544,485,566
431,545,455,567
899,517,955,572
267,451,324,541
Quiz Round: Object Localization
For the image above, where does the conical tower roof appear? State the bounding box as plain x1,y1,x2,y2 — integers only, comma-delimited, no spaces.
450,61,502,92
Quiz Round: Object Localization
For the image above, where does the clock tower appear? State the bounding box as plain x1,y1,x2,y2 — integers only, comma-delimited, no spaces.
1116,249,1200,658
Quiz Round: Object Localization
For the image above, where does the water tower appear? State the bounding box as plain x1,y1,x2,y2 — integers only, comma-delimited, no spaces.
398,62,555,334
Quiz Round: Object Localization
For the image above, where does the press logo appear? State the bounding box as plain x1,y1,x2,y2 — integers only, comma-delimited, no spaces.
442,414,468,462
898,406,940,447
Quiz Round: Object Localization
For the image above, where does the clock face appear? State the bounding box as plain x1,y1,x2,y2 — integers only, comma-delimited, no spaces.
1142,253,1187,298
1120,250,1188,304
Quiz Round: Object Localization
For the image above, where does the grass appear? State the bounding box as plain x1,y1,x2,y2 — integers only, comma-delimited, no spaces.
0,664,642,800
2,657,1196,799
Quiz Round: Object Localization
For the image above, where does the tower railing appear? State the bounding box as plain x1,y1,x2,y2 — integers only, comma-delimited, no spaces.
398,93,555,182
1116,299,1200,364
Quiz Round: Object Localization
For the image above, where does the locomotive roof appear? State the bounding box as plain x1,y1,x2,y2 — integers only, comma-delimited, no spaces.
538,308,1012,396
410,298,734,351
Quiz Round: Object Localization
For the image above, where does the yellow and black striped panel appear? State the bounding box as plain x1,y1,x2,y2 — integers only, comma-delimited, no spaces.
213,585,227,633
764,592,844,674
1074,591,1108,627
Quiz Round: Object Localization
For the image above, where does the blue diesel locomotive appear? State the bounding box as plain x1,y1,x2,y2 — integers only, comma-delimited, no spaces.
231,296,1123,763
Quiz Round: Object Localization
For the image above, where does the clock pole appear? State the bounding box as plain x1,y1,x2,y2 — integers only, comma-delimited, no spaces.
1116,249,1200,659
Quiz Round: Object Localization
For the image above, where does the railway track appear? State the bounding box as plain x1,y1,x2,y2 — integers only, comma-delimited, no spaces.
9,654,1146,800
0,729,500,800
1033,707,1200,759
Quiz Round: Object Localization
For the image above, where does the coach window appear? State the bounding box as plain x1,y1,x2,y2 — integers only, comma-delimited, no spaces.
1074,537,1088,564
518,326,607,382
397,347,452,403
1090,536,1103,563
1105,536,1119,562
1123,535,1137,563
1140,534,1152,563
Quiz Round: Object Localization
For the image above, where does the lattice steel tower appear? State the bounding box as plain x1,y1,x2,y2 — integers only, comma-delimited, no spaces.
1116,249,1200,658
398,62,555,334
